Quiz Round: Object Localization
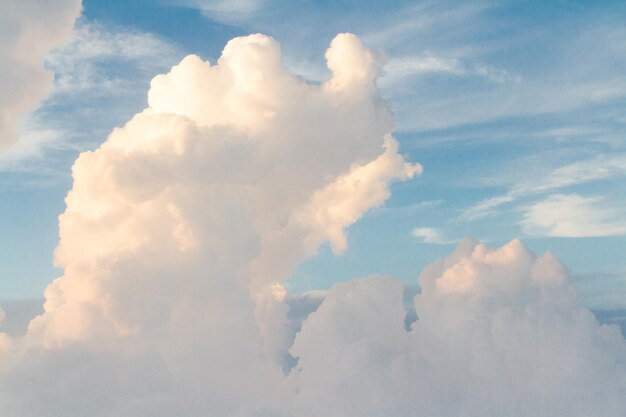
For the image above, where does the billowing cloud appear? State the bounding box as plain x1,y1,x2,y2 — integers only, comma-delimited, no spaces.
0,0,81,149
0,33,624,417
287,239,626,417
0,33,420,416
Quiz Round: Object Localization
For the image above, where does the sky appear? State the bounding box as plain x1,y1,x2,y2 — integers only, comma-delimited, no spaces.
2,0,626,306
0,1,625,416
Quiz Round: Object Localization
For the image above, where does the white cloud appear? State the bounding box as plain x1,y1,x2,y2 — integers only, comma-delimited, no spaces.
412,227,454,244
472,62,522,84
464,153,626,220
0,33,420,416
0,127,67,171
382,54,465,81
361,5,626,133
522,194,626,238
0,0,81,150
46,22,180,95
288,239,626,416
525,154,626,195
0,32,624,417
178,0,264,23
361,2,489,50
295,136,421,254
0,22,182,171
373,199,444,216
380,53,521,88
193,0,261,13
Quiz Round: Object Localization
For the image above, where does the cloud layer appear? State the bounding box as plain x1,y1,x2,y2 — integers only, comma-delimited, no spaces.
0,33,624,417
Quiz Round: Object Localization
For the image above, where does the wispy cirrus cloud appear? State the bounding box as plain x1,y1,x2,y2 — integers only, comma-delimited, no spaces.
0,22,183,173
463,153,626,220
174,0,264,23
412,227,456,245
364,3,626,133
0,0,81,150
381,53,464,79
522,194,626,238
379,53,521,87
46,21,181,95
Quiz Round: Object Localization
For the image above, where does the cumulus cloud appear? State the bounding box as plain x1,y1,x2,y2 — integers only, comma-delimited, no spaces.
0,33,624,417
288,239,626,417
0,0,81,149
0,33,420,416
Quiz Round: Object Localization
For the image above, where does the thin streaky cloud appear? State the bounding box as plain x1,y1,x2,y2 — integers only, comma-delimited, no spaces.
373,199,444,216
175,0,265,23
522,194,626,238
412,227,456,245
46,21,181,95
463,153,626,220
0,22,184,172
0,0,81,150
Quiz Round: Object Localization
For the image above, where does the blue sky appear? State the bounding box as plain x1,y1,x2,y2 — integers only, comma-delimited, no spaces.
2,2,626,415
1,0,625,310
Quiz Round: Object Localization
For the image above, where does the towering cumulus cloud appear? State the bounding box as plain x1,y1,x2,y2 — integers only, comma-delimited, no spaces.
0,33,419,416
0,0,81,148
0,34,624,416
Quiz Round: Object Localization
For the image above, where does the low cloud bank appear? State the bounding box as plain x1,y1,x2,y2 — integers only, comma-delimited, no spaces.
0,33,623,417
288,238,626,417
